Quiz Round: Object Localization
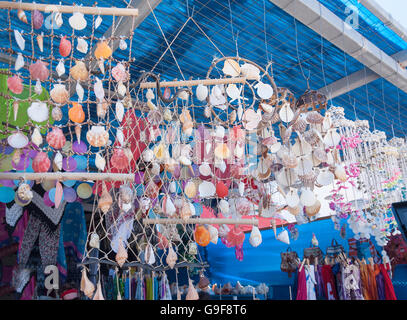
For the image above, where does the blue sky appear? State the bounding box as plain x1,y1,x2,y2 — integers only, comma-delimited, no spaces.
376,0,407,28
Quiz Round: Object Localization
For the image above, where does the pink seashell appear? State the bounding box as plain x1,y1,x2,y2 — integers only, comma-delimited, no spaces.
54,181,63,208
111,63,128,82
110,148,129,170
32,151,50,172
32,10,44,29
59,36,72,57
29,60,49,81
7,75,23,94
46,127,66,149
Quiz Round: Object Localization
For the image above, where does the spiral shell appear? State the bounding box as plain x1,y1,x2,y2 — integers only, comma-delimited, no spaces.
46,127,66,149
306,111,324,124
86,126,109,147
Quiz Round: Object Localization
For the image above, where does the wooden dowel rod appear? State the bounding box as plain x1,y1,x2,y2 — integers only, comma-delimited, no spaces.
0,2,139,16
0,172,134,182
143,218,259,226
139,77,247,89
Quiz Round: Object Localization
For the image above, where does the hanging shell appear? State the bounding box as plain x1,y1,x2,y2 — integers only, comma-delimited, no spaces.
117,81,126,97
287,205,301,216
29,60,49,81
276,229,290,245
94,41,112,60
70,61,88,81
69,12,87,30
80,268,95,299
145,244,156,265
116,101,124,122
89,232,100,249
300,188,317,207
76,37,88,54
186,279,199,300
17,9,28,24
59,36,72,57
54,12,63,28
97,99,108,118
316,169,334,186
27,101,49,123
56,59,65,77
31,127,42,146
222,59,241,77
196,84,208,101
76,82,84,102
32,10,44,29
17,183,33,202
279,103,294,123
199,181,216,198
166,245,177,269
119,38,127,50
8,131,28,149
255,82,274,100
115,239,128,268
305,200,321,217
98,184,113,213
184,181,197,198
36,32,43,52
240,63,260,80
303,129,323,147
306,111,324,124
94,78,105,101
14,30,25,51
7,75,23,95
95,15,102,29
15,53,24,71
218,199,230,215
292,117,307,133
112,63,128,82
68,102,85,123
282,152,298,168
323,129,341,148
313,147,328,163
54,151,63,171
242,109,262,131
292,137,312,156
276,168,298,187
46,127,66,149
286,188,300,207
95,153,106,171
334,164,347,182
34,80,42,95
249,226,262,247
207,225,218,244
32,151,50,173
93,281,104,300
52,106,63,121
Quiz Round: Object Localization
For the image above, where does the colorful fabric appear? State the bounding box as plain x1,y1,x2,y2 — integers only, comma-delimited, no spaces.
315,266,326,300
321,265,338,300
366,264,378,300
379,264,397,300
375,265,386,300
295,268,307,300
305,265,317,300
331,263,344,300
342,264,364,300
348,238,358,257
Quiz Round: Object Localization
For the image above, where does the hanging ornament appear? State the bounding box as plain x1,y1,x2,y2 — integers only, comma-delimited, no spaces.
69,12,87,30
14,30,25,51
15,53,24,71
95,15,102,29
36,32,44,52
17,9,28,24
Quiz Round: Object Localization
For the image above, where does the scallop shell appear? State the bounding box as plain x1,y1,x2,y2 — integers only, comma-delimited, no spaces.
242,109,262,131
279,103,294,123
29,60,49,81
185,181,197,198
32,10,44,29
112,63,128,82
59,36,72,57
196,84,208,101
292,117,307,133
80,269,95,299
8,131,28,149
54,151,63,170
95,153,106,171
166,245,177,269
55,59,65,77
110,148,129,170
222,59,241,77
94,41,112,60
316,169,334,186
50,84,69,105
15,53,24,71
199,181,216,198
115,239,128,268
208,225,219,244
305,200,321,217
98,184,113,214
249,226,262,247
14,30,25,51
69,12,87,30
27,101,49,123
7,75,23,95
46,127,66,149
306,111,324,124
226,84,240,100
303,129,323,147
32,151,50,173
199,163,212,176
255,82,274,100
52,106,63,121
86,126,109,148
300,188,317,206
76,37,88,54
31,127,42,146
240,63,260,81
70,61,88,81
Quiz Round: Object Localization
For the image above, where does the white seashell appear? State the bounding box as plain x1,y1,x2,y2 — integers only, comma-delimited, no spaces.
98,59,105,74
31,127,42,146
8,131,28,149
116,101,124,122
169,181,177,193
334,164,347,182
95,153,106,171
214,160,226,173
164,197,176,216
255,82,273,100
296,158,313,176
261,103,274,114
205,142,211,154
119,38,127,50
249,226,262,247
146,89,155,100
209,85,226,106
226,84,240,100
276,168,298,187
218,199,230,215
199,181,216,198
76,38,88,54
292,137,312,157
34,80,42,95
234,145,244,158
196,84,208,101
317,169,334,186
89,233,100,249
142,149,154,162
276,229,290,245
238,181,245,196
117,81,126,97
179,155,192,166
95,15,102,29
240,63,260,81
214,126,225,138
94,78,105,101
54,151,63,170
54,12,63,28
222,59,241,77
69,12,87,30
199,163,211,176
300,188,317,206
279,103,294,123
76,82,84,102
15,53,24,71
208,225,218,244
323,129,341,148
166,245,177,268
285,188,299,207
56,59,65,77
179,90,189,101
14,30,25,51
27,102,49,123
145,244,155,265
117,128,124,146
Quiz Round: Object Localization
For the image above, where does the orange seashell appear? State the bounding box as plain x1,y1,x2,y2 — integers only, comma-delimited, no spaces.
68,102,85,123
216,181,228,198
59,36,72,57
94,41,112,60
32,151,50,173
70,60,88,81
194,225,211,247
46,127,66,149
110,148,129,170
7,75,23,94
29,60,49,81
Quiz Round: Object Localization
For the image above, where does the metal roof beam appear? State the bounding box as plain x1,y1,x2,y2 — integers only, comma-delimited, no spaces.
358,0,407,43
318,49,407,98
268,0,407,94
